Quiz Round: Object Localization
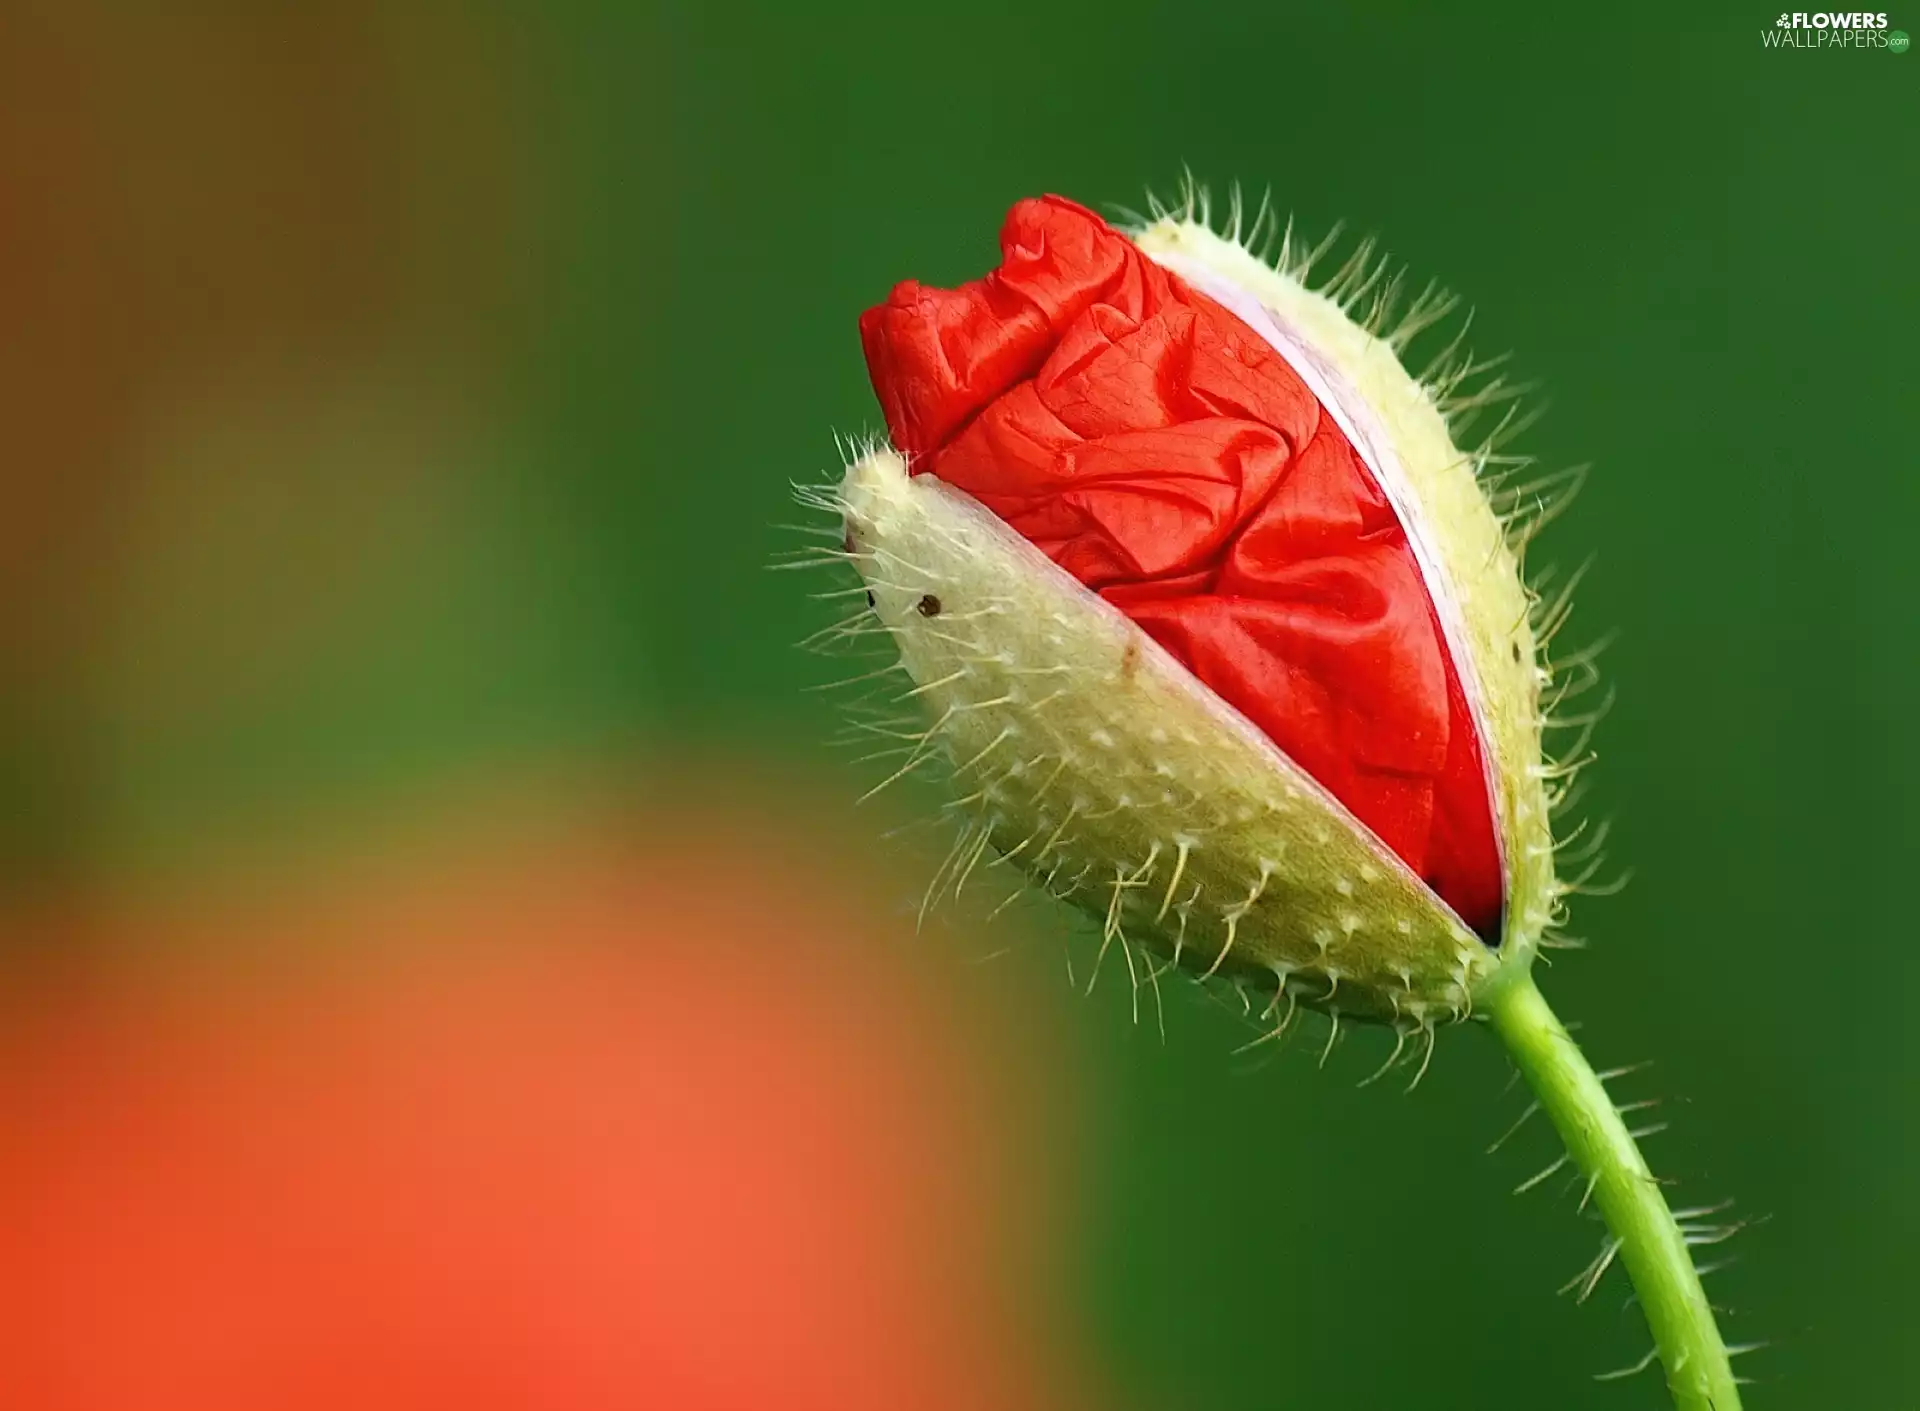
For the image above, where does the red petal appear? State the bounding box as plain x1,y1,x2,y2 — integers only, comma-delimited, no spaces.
861,197,1504,940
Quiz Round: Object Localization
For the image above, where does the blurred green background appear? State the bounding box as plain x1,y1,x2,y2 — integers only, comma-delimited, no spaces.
3,3,1914,1409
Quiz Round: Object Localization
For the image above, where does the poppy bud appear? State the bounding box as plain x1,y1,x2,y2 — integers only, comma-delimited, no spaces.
834,192,1566,1033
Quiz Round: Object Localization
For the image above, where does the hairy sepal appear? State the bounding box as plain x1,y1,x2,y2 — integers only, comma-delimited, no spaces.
839,448,1493,1027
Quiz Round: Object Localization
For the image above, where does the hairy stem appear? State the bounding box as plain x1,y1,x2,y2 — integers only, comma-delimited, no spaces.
1483,971,1742,1411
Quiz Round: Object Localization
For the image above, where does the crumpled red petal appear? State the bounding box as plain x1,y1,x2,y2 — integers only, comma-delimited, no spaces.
860,196,1504,941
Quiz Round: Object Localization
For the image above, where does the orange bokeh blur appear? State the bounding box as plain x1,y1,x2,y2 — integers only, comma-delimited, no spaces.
0,791,1088,1410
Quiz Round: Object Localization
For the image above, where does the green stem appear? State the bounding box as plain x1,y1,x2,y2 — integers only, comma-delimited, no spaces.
1483,971,1742,1411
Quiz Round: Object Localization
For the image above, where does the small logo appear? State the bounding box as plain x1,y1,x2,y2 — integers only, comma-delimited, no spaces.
1762,11,1905,46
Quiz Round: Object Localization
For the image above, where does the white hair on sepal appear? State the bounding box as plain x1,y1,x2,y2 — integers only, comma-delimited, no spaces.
827,443,1497,1035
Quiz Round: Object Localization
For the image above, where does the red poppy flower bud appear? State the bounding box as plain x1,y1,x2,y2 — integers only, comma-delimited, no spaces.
834,192,1564,1031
